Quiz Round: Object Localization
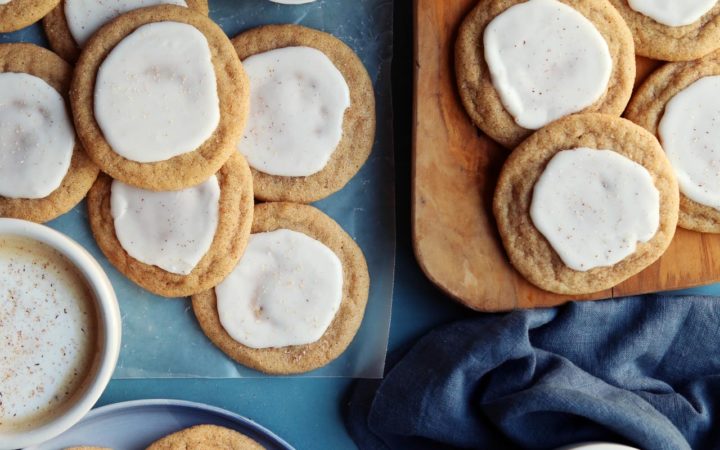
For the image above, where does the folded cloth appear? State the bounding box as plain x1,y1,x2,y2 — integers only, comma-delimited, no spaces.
345,295,720,450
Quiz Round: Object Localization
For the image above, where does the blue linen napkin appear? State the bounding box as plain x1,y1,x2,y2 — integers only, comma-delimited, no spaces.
345,295,720,450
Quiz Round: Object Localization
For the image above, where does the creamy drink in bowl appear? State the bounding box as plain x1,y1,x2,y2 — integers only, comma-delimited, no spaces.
0,219,120,450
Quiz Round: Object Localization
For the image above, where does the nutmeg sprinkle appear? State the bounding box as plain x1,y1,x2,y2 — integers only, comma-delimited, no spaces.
0,236,97,432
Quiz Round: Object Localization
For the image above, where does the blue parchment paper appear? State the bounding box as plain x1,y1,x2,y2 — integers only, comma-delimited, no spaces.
1,0,395,378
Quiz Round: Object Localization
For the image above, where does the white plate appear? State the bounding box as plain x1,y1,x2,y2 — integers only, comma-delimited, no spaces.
555,443,640,450
25,399,294,450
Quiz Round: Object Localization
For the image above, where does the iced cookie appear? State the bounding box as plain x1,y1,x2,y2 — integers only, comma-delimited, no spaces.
43,0,209,63
232,24,375,203
0,43,98,223
456,0,635,149
0,0,59,32
65,447,112,450
146,424,263,450
192,202,370,374
626,51,720,233
608,0,720,61
87,152,253,298
71,5,249,191
493,113,679,294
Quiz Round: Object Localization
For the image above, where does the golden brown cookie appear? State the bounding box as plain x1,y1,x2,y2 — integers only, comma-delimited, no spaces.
65,447,112,450
232,24,375,203
0,43,99,223
456,0,636,149
493,113,679,295
43,0,210,63
626,50,720,232
607,0,720,61
87,152,254,298
71,5,249,191
146,424,264,450
0,0,59,32
192,202,370,375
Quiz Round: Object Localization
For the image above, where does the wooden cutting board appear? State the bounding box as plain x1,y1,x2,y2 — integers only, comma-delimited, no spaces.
412,0,720,312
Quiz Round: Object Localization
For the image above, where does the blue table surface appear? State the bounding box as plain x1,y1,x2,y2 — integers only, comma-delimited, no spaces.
96,7,474,447
99,245,471,450
19,2,720,449
97,3,720,448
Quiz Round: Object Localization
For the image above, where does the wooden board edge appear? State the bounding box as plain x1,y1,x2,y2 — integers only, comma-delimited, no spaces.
409,0,720,310
410,0,491,312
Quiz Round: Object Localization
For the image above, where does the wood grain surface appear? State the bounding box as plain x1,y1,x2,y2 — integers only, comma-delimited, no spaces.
412,0,720,311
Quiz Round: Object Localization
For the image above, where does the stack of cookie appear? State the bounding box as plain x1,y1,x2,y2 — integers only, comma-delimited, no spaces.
456,0,720,295
0,1,375,374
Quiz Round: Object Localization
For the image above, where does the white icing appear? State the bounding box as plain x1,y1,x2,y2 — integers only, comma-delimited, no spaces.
239,46,350,177
110,176,220,275
94,21,219,163
530,148,660,271
0,73,74,199
483,0,612,130
216,229,343,349
659,76,720,210
0,236,96,432
628,0,717,27
64,0,188,47
0,0,13,5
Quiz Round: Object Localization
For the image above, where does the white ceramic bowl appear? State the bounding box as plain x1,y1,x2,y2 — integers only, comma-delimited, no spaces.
0,219,121,450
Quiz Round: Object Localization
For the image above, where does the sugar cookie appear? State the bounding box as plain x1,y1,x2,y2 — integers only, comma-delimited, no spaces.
456,0,635,148
87,152,253,298
65,447,112,450
493,113,678,294
0,0,60,33
192,202,369,374
145,425,263,450
232,24,375,203
626,50,720,232
0,43,98,223
608,0,720,61
71,5,249,191
43,0,209,62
